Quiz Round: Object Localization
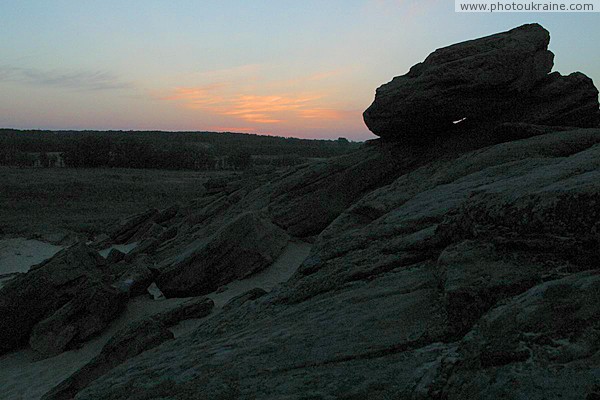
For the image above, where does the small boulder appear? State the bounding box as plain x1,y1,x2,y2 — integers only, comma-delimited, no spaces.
110,209,159,243
112,259,155,297
124,237,160,260
152,205,179,224
147,282,165,300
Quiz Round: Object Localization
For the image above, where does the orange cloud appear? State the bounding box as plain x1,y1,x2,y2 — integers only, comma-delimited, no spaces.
220,94,323,123
163,85,350,125
160,66,361,128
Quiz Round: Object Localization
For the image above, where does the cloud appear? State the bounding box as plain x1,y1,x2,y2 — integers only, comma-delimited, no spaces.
163,83,353,125
160,64,364,132
170,90,323,123
0,65,133,91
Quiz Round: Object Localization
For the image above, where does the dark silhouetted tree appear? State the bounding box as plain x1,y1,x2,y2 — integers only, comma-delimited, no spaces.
38,152,50,168
228,150,253,170
63,136,111,167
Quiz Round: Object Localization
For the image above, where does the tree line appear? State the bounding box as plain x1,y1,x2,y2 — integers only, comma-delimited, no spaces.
0,130,358,170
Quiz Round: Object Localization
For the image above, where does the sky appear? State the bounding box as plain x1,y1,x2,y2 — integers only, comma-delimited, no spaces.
0,1,598,141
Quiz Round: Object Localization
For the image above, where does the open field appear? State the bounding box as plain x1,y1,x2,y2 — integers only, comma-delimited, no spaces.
0,167,235,237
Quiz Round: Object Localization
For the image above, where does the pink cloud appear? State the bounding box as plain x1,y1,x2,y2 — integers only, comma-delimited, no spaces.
159,66,366,135
162,83,356,126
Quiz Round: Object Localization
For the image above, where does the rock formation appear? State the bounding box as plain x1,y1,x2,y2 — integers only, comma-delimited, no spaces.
1,23,599,400
0,243,128,356
42,318,174,400
72,126,600,400
155,212,290,297
363,23,599,141
42,298,214,400
67,24,599,400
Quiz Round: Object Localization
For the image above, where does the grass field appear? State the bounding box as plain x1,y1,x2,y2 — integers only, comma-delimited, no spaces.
0,167,236,237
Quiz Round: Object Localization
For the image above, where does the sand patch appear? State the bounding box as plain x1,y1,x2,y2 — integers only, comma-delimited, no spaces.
98,242,138,258
170,240,312,337
206,240,312,309
0,238,64,289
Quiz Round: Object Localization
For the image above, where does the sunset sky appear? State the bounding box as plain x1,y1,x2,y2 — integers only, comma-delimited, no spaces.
1,1,598,140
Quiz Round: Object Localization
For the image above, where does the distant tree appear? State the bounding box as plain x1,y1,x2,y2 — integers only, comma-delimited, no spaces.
63,136,111,167
0,146,19,166
14,151,35,167
38,152,50,168
337,137,350,146
0,148,8,166
110,139,153,169
196,151,215,170
0,129,360,170
228,150,253,170
271,154,303,167
47,153,58,167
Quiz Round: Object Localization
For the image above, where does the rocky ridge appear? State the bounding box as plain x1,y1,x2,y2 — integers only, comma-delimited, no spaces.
0,23,599,399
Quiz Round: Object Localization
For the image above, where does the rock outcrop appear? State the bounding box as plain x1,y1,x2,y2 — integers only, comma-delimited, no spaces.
73,128,600,400
0,243,127,356
440,270,600,399
29,282,126,358
151,297,214,326
12,24,600,400
111,259,155,297
156,212,290,297
42,298,214,399
364,24,599,141
42,318,174,400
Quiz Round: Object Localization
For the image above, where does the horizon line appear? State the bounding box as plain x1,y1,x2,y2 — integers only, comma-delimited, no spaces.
0,127,368,143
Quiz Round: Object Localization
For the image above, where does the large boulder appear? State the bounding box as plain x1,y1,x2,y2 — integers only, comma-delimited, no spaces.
156,212,290,297
364,23,599,141
0,243,126,355
29,282,127,358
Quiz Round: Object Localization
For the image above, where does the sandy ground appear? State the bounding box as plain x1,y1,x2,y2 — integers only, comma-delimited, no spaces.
0,238,64,275
98,242,138,258
0,240,311,400
206,241,312,309
0,238,64,290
